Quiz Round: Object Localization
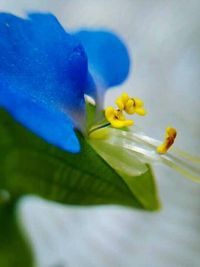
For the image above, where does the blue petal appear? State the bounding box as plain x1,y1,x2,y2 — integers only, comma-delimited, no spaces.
0,87,80,152
0,13,92,152
74,30,130,88
0,13,89,112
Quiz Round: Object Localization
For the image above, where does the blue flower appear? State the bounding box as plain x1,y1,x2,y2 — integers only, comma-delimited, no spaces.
0,12,130,153
0,12,199,185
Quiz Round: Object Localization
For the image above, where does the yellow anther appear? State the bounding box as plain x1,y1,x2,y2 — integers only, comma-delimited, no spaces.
157,127,177,154
116,93,147,116
105,106,134,128
115,92,129,110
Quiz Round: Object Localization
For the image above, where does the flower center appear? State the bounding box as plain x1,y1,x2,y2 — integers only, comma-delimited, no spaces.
87,92,200,183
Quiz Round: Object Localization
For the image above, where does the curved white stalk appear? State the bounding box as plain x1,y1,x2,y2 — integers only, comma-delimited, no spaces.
105,128,200,183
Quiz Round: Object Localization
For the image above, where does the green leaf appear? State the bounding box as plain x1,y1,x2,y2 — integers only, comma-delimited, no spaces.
0,108,160,210
0,199,34,267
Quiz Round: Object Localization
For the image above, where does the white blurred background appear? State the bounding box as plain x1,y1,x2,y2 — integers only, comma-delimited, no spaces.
0,1,200,267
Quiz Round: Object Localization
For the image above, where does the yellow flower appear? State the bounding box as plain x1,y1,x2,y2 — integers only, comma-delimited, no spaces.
105,106,133,128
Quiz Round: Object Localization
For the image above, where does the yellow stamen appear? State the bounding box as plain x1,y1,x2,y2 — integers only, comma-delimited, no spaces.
105,106,133,128
116,93,147,116
157,127,177,154
115,92,129,110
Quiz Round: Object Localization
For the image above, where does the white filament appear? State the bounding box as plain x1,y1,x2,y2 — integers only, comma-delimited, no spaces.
93,128,200,183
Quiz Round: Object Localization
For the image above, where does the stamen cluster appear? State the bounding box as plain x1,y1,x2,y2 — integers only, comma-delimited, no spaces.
105,92,147,128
